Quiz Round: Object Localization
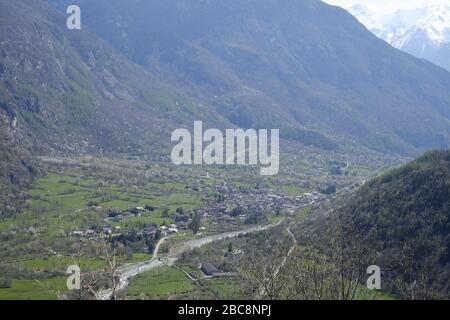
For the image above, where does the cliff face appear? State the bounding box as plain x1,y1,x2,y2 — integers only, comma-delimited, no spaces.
0,0,225,160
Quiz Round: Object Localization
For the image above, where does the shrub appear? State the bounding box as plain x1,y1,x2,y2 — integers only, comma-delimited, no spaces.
0,277,12,288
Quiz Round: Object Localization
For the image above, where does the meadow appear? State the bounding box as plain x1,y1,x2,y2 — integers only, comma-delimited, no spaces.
0,164,202,300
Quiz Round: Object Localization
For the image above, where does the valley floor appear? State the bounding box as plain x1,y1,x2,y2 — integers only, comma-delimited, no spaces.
0,154,396,300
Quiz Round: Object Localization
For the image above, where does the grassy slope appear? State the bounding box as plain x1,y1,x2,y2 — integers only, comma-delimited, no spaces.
0,277,67,300
0,172,200,236
127,267,196,299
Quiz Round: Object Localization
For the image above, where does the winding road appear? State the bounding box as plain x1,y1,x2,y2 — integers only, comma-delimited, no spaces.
99,220,284,300
98,163,392,300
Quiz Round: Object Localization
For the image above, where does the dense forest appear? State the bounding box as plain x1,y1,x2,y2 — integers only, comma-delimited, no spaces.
341,150,450,298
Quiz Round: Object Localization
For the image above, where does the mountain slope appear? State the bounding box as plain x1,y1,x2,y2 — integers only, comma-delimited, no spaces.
0,0,234,215
0,0,224,158
0,112,36,217
49,0,450,155
348,4,450,71
340,150,450,298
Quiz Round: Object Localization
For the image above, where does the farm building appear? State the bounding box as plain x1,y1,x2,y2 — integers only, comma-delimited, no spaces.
201,262,220,276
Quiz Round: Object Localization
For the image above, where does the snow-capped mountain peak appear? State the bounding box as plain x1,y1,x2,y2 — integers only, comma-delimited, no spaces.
416,5,450,45
349,4,450,46
345,3,450,70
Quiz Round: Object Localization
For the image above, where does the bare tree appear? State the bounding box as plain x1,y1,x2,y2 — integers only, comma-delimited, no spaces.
283,244,332,300
393,240,445,300
236,247,290,300
237,208,376,300
322,210,373,300
41,237,119,300
101,239,119,300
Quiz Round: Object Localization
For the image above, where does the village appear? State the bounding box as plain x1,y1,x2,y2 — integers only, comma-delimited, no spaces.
196,182,324,223
68,180,326,246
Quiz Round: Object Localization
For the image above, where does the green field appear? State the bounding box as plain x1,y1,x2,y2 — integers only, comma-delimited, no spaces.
18,256,107,271
127,266,196,299
295,206,313,220
0,172,201,237
200,278,245,300
126,261,245,300
0,277,67,300
0,170,202,300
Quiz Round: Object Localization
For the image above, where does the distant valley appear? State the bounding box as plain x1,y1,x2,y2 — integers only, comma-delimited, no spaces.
0,0,449,301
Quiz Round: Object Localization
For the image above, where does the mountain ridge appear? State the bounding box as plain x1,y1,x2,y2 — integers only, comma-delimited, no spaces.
0,0,229,157
348,3,450,71
47,0,450,155
2,0,450,164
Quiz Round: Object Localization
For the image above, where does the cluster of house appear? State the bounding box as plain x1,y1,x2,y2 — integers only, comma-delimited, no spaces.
296,191,325,204
107,206,154,222
187,180,318,220
196,184,308,222
69,202,187,239
159,224,179,235
70,225,122,238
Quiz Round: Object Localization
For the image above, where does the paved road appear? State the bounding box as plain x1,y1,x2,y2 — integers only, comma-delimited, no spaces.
97,164,391,300
170,222,284,257
99,220,284,300
98,237,168,300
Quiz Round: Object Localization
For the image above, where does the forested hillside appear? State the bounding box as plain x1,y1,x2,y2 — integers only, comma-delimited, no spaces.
342,150,450,298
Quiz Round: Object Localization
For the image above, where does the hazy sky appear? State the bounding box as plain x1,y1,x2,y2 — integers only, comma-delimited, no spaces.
323,0,449,13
